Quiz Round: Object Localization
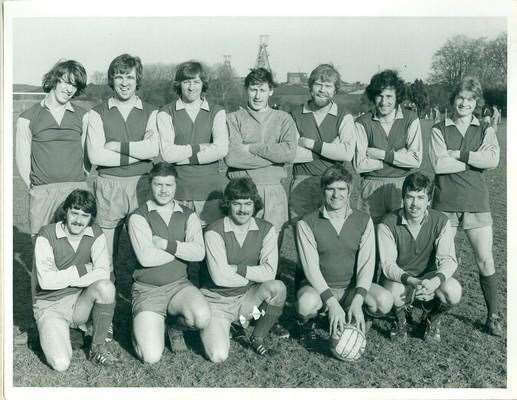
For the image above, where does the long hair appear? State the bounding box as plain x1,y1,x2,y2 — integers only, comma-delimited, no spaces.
220,178,263,217
449,76,484,107
42,60,87,96
62,190,97,226
173,60,209,96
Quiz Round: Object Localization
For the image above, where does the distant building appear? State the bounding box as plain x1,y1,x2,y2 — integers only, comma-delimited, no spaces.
286,72,308,85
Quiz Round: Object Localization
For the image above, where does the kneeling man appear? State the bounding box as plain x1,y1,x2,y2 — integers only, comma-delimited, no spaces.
32,190,117,371
200,178,286,361
296,165,393,342
378,172,462,342
128,162,210,363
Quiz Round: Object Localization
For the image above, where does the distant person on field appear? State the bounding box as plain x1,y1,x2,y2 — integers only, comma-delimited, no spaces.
429,76,502,336
225,67,297,234
32,190,118,370
354,69,422,224
157,60,228,228
86,54,159,271
295,166,393,345
200,178,287,360
15,60,89,237
127,163,210,363
378,172,461,343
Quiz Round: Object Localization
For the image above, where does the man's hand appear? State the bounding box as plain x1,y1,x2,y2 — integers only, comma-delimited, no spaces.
298,137,315,150
415,277,440,301
347,295,366,333
327,297,348,338
104,141,120,152
152,235,168,250
366,147,385,160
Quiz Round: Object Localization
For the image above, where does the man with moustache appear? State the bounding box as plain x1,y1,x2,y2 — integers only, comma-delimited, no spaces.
127,163,210,363
378,172,461,343
354,69,422,224
157,60,228,228
225,68,297,234
289,64,356,221
32,190,118,370
295,165,393,345
16,60,89,238
200,178,287,360
87,54,159,269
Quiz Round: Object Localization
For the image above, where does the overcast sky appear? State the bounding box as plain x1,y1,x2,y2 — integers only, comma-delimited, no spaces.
10,15,506,85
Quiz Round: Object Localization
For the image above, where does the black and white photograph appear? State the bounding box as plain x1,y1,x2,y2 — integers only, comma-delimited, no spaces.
2,0,515,398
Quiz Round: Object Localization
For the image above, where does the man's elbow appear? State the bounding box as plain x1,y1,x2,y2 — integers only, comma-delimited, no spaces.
191,247,206,262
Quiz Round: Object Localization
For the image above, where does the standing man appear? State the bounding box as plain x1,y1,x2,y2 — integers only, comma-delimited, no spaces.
378,172,462,342
200,178,287,361
32,190,118,370
157,60,228,228
289,64,356,223
429,76,502,336
127,163,210,363
354,69,422,224
225,68,297,234
295,166,393,344
86,54,159,268
16,60,89,238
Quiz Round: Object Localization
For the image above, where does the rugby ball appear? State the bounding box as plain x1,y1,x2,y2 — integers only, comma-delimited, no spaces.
329,324,366,362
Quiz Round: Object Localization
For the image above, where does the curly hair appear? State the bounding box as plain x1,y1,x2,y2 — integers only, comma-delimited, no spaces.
449,76,484,107
108,54,143,90
308,64,341,92
244,68,276,88
62,189,97,225
41,60,87,96
220,178,264,217
402,172,434,199
173,60,209,96
365,69,406,105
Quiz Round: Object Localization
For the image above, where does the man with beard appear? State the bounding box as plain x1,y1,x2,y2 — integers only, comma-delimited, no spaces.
87,54,159,270
127,162,210,363
32,190,118,370
354,69,422,224
378,172,461,343
16,60,89,238
200,178,286,360
157,60,228,228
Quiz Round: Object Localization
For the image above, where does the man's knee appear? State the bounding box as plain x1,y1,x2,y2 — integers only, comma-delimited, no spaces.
183,304,212,330
46,354,71,372
383,280,405,307
438,279,462,305
296,288,322,317
91,279,116,303
265,280,287,303
372,288,394,315
206,347,229,363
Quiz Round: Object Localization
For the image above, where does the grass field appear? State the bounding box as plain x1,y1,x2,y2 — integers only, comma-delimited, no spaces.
10,101,507,387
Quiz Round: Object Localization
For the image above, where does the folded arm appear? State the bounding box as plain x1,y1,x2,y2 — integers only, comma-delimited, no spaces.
237,226,278,282
156,110,192,163
15,117,32,188
353,121,384,173
429,127,467,174
460,127,500,169
354,219,375,296
248,114,297,163
377,223,407,283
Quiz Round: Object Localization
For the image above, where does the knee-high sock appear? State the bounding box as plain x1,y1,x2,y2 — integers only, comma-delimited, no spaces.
252,304,283,340
91,302,115,345
479,273,499,317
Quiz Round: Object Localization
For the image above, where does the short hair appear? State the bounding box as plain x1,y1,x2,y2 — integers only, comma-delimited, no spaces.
220,178,264,217
149,162,178,181
308,64,341,92
41,60,87,96
449,76,484,107
108,54,143,90
244,68,276,88
62,190,97,225
365,69,406,105
320,165,353,189
402,172,434,199
173,61,209,96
